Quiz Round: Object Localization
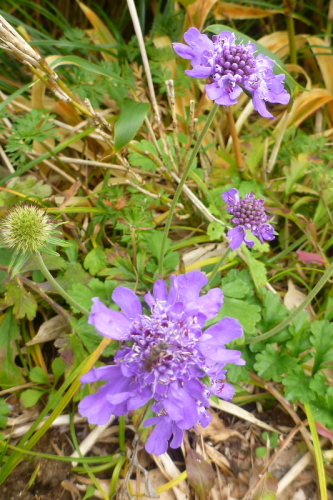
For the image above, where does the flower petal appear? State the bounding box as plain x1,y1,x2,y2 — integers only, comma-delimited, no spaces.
183,27,213,53
227,226,246,250
145,418,173,455
203,317,244,344
89,298,130,340
79,382,114,425
186,66,213,78
196,288,224,320
112,286,142,319
222,188,240,206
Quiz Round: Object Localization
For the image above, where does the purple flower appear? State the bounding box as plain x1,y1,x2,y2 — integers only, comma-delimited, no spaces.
173,28,290,119
79,271,244,455
223,188,275,250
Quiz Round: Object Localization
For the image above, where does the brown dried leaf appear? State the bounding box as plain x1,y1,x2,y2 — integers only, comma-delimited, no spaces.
186,449,215,500
196,410,245,443
283,280,314,320
306,36,333,93
27,315,71,345
184,0,219,31
287,89,333,127
213,2,282,20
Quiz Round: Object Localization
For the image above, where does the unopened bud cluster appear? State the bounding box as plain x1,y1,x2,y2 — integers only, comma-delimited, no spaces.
227,194,269,231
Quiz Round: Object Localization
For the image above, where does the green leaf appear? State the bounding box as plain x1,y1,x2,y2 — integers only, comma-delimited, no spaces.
254,345,298,382
256,447,268,458
84,247,108,276
205,24,303,95
57,263,91,291
29,367,50,385
51,357,67,384
0,175,52,206
310,320,333,374
5,280,38,320
0,309,20,348
243,247,268,291
114,99,151,152
207,221,225,240
0,399,10,429
284,154,310,196
222,279,250,299
283,366,314,404
20,389,45,408
218,296,261,334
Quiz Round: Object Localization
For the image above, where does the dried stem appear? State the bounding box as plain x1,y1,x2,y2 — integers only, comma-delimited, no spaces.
226,106,243,171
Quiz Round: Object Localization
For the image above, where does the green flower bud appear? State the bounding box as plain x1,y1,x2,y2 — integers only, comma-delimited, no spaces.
0,201,70,275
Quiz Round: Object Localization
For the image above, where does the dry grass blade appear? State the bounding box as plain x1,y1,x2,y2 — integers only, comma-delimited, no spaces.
287,88,333,126
306,36,333,93
213,2,283,20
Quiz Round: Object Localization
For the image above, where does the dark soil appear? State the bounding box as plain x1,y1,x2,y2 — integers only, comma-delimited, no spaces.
0,430,73,500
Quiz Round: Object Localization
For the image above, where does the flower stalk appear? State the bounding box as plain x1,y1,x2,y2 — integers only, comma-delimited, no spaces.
158,102,219,275
34,252,89,317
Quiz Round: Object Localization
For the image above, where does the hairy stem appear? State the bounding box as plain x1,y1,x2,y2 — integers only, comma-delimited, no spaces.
35,252,89,316
245,260,333,344
158,102,219,275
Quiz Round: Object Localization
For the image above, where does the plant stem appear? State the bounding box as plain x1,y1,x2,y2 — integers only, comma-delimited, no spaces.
285,12,297,65
245,259,333,344
35,252,89,316
304,403,328,500
226,106,243,171
207,247,231,287
158,102,219,275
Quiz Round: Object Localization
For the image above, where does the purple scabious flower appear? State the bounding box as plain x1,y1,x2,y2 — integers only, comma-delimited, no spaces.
223,188,275,250
79,271,244,455
173,28,290,119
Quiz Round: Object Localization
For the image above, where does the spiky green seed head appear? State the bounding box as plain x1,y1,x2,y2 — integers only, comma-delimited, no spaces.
0,201,57,254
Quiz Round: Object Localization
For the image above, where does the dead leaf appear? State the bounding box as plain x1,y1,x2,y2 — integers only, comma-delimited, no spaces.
306,36,333,93
27,315,71,345
186,449,215,499
196,410,245,443
287,88,333,127
213,2,282,20
283,280,315,320
204,443,234,476
182,243,228,268
296,250,327,266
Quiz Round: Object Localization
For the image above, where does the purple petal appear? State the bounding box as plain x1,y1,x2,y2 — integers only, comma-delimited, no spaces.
222,188,240,206
89,298,130,340
196,288,224,320
172,271,208,304
164,383,198,428
81,364,122,384
183,27,213,53
215,382,235,401
153,279,168,301
253,223,275,243
186,66,213,78
112,286,142,320
145,418,173,455
170,423,184,449
172,42,196,60
251,90,274,119
79,382,114,425
227,226,246,250
203,317,244,344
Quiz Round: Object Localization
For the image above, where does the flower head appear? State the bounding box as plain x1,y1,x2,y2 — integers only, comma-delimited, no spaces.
173,28,290,118
79,271,245,455
0,201,70,275
223,188,275,250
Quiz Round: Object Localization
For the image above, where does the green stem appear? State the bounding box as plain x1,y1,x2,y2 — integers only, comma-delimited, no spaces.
286,13,297,65
35,252,89,316
244,259,333,344
207,247,232,287
304,403,328,500
158,102,219,276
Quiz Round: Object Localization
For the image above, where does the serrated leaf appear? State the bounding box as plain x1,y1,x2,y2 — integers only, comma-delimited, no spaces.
114,99,151,152
243,247,268,291
310,320,333,374
205,24,303,95
254,345,298,382
84,247,108,275
219,296,261,334
283,366,314,403
223,279,250,299
5,280,37,320
57,263,91,290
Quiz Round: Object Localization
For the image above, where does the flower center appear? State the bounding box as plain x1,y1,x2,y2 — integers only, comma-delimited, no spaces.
212,41,256,80
228,196,269,230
